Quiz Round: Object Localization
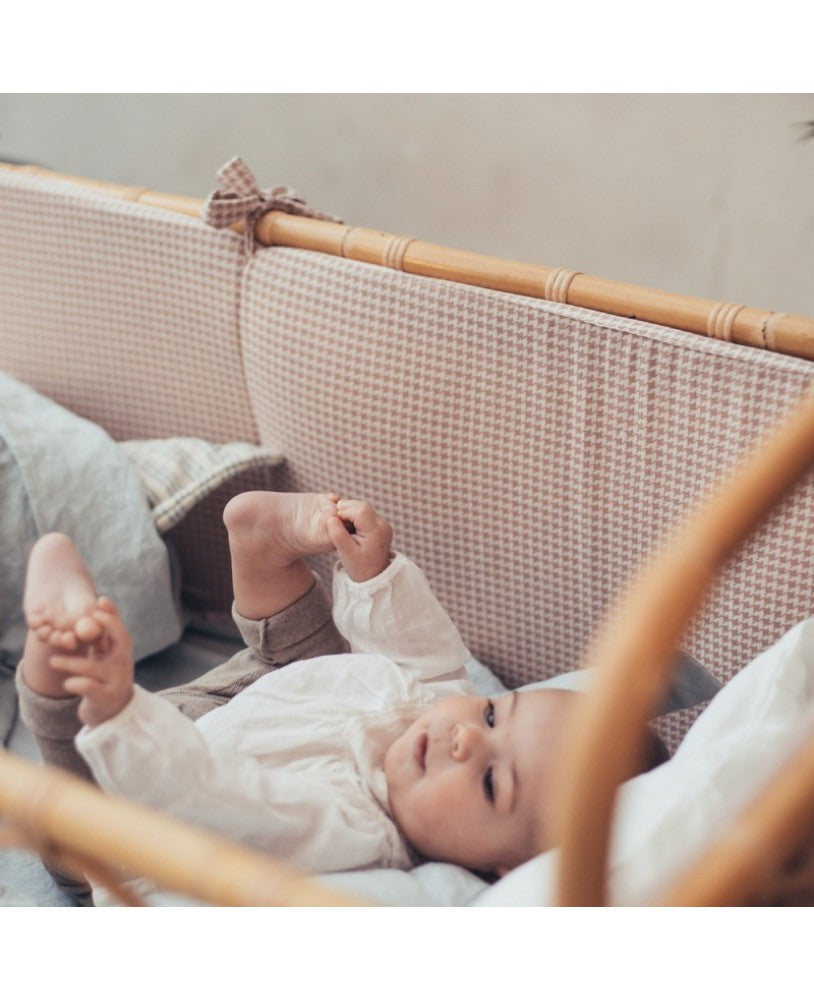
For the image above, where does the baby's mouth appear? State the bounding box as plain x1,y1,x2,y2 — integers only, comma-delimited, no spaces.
413,731,428,770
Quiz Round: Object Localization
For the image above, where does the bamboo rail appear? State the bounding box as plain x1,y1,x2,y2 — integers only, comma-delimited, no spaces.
2,161,813,363
553,387,814,906
0,750,366,906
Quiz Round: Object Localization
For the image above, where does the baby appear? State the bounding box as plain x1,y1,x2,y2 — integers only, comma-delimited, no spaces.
17,492,661,904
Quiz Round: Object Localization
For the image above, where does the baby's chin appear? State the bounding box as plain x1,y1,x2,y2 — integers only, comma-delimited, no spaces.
382,716,425,811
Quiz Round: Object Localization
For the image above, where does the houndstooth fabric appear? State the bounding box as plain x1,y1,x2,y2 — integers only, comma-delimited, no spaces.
240,248,814,707
0,168,257,444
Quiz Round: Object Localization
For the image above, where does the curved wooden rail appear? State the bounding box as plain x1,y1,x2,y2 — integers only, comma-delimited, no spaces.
553,387,814,906
1,161,813,362
0,750,366,906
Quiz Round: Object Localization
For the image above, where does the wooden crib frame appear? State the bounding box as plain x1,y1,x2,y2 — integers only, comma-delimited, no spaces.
2,161,814,906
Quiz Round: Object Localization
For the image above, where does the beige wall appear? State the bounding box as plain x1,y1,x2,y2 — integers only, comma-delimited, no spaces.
1,93,812,315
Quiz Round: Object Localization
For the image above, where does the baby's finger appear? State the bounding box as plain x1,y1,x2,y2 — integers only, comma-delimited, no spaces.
336,499,378,533
91,607,132,653
48,653,110,682
96,595,118,613
62,675,106,699
326,513,359,559
91,607,124,635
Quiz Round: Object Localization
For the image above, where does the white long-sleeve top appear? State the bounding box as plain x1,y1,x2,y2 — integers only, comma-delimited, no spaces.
76,553,473,873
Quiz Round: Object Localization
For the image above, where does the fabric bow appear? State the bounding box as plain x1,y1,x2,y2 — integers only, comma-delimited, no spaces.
202,156,343,254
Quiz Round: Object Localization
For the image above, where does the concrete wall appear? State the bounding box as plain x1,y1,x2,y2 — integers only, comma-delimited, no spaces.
1,93,812,314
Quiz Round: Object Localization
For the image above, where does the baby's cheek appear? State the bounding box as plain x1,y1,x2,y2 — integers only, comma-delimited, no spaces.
424,770,477,827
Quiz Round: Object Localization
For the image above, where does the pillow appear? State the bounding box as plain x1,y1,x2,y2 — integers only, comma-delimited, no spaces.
0,374,183,665
473,617,814,905
118,437,284,533
518,648,721,716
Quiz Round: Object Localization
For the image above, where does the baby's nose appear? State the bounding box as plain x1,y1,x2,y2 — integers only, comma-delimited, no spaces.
450,722,483,761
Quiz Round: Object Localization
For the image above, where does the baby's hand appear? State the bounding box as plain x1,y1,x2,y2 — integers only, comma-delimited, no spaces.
326,498,394,582
47,597,135,728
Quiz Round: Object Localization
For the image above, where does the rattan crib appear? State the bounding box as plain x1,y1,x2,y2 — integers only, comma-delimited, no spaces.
1,157,813,906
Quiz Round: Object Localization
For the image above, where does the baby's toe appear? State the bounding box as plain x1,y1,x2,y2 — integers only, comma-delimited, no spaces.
51,629,79,651
34,622,53,642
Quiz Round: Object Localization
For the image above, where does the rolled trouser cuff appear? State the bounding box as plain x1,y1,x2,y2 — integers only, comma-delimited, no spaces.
232,575,349,666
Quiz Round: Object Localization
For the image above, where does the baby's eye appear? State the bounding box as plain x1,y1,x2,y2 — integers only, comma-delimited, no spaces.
483,766,495,804
485,700,496,728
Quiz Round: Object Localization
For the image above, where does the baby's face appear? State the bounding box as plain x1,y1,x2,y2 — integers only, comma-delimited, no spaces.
383,688,578,876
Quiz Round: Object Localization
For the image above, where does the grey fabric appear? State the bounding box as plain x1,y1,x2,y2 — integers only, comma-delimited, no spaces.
0,652,18,747
0,417,40,666
659,651,722,715
0,373,184,664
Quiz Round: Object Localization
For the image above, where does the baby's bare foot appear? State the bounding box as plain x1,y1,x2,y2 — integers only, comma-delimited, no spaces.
24,534,104,652
223,491,341,566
